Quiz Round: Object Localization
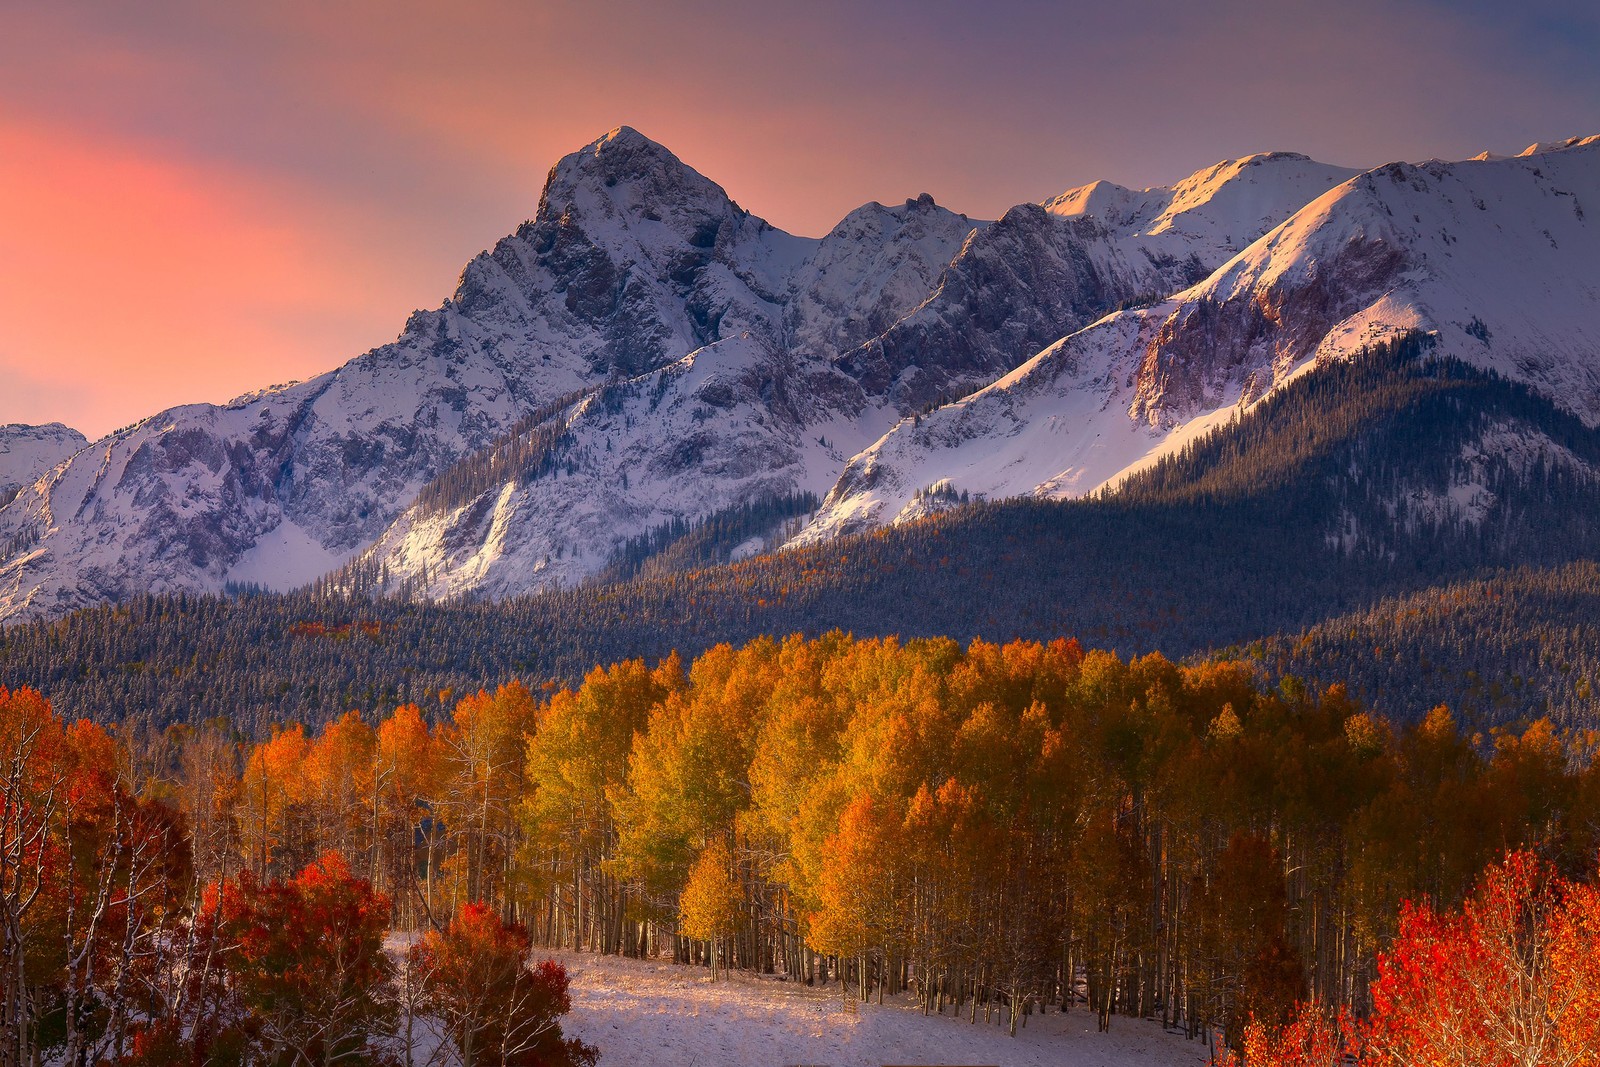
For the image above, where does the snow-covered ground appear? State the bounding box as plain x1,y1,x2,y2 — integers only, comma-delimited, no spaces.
548,951,1210,1067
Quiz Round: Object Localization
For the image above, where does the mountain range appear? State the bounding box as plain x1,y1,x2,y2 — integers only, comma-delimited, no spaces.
2,128,1597,623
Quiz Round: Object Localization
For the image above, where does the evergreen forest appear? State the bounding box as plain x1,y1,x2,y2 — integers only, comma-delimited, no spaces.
6,337,1600,734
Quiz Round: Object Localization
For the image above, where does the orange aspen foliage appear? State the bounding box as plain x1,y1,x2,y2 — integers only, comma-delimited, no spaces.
806,792,903,963
239,724,310,878
304,710,377,863
376,703,445,808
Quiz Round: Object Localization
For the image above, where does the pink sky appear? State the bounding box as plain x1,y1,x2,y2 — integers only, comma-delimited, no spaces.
3,0,1597,438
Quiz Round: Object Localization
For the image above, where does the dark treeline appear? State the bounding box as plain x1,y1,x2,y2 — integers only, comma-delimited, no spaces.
9,634,1597,1059
595,491,819,584
1241,560,1600,731
6,337,1600,733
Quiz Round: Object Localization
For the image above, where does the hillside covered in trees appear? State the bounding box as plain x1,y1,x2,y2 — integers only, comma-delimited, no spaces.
5,338,1600,733
1239,561,1600,730
7,633,1600,1062
8,341,1600,1063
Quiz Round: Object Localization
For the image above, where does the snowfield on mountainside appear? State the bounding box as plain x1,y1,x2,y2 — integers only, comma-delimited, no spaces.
799,136,1600,540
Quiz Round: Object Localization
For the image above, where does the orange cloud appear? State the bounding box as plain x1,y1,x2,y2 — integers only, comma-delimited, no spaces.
0,117,444,437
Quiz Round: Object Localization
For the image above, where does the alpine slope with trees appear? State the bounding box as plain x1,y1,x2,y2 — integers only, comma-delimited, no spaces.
8,335,1600,735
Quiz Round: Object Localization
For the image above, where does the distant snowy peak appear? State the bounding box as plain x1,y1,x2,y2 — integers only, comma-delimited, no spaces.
1468,136,1600,163
801,137,1600,541
1046,151,1362,268
438,127,811,387
0,423,86,497
1518,134,1600,158
531,125,814,301
785,194,984,361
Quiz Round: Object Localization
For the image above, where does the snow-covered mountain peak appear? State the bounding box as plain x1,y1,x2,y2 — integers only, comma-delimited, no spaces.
1150,152,1356,233
1046,151,1360,269
1124,141,1600,427
0,423,87,499
1042,179,1157,227
1468,136,1598,164
535,125,765,247
9,130,1599,623
1518,134,1600,158
800,139,1600,543
1465,136,1600,165
498,125,818,359
784,195,983,361
823,193,974,241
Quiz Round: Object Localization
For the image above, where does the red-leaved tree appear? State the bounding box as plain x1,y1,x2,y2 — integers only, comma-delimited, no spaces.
1237,851,1600,1066
190,852,396,1066
1232,1001,1357,1067
409,902,596,1067
1365,851,1581,1067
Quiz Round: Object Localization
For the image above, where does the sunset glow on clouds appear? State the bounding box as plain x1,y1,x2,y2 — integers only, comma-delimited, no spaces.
2,0,1597,438
0,117,435,428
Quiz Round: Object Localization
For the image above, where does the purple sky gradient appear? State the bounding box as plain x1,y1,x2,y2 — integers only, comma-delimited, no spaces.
3,0,1597,437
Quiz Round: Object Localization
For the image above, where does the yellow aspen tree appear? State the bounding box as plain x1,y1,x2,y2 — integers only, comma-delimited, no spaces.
441,683,535,909
679,840,740,979
305,711,376,867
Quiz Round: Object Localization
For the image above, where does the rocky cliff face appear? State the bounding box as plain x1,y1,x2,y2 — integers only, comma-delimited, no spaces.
0,423,85,501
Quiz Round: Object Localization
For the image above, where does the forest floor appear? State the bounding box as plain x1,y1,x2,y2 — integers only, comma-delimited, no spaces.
547,950,1212,1067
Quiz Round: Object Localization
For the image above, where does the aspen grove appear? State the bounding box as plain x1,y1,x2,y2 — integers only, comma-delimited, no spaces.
6,632,1600,1061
